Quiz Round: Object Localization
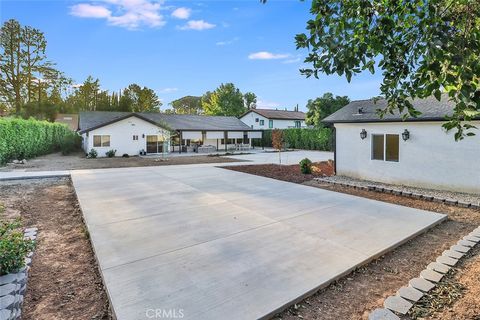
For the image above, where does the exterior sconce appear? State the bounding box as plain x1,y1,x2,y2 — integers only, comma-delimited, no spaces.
402,129,410,141
360,129,367,140
142,134,145,138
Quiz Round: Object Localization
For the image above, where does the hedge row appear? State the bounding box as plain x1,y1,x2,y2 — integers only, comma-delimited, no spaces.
252,128,333,151
0,117,78,164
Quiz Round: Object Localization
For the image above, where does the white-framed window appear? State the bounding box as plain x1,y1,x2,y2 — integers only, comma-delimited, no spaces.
371,134,399,162
133,135,139,141
294,120,301,128
259,120,264,126
269,120,274,128
93,135,110,147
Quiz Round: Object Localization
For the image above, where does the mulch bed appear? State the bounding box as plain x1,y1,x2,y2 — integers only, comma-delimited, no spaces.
0,178,112,320
224,164,480,320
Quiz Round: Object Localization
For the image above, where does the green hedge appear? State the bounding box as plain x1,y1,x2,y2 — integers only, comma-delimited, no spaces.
0,117,79,164
252,128,333,151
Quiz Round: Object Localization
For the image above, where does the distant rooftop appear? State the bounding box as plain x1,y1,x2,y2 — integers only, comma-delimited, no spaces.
242,108,306,120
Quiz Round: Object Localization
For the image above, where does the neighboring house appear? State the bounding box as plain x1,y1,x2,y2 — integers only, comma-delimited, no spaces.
55,113,79,131
78,111,262,157
323,96,480,194
239,109,306,130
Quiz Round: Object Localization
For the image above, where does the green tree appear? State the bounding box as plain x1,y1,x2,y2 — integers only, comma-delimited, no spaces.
293,1,480,140
243,92,257,109
305,93,350,127
168,96,202,114
201,83,246,116
121,84,161,112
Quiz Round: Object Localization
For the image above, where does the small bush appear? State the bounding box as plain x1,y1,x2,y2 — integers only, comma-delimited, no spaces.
0,219,35,275
299,158,312,174
59,133,82,155
87,149,98,159
105,149,116,158
122,153,129,158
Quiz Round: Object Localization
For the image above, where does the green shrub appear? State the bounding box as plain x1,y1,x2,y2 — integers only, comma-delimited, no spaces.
59,133,82,155
105,149,116,158
299,158,313,174
87,149,98,159
0,117,76,164
252,128,333,151
0,219,35,275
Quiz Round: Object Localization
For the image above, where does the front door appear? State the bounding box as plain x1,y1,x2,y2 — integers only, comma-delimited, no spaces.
146,135,164,154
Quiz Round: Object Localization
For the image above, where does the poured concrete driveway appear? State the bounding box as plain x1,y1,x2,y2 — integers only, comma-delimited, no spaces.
72,165,445,320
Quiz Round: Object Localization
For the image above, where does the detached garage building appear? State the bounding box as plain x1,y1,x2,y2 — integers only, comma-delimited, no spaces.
78,111,262,157
323,96,480,194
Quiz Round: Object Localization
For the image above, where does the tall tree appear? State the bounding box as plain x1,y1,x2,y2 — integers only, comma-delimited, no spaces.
121,84,161,112
305,93,350,127
292,0,480,139
243,92,257,109
168,96,202,114
201,83,246,116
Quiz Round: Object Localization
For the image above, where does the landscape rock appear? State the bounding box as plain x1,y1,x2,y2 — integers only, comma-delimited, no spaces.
442,249,464,259
0,274,16,286
420,269,443,283
457,239,476,247
0,294,15,310
369,308,400,320
451,244,470,253
436,255,458,266
463,235,480,243
397,286,424,302
426,262,450,274
0,283,17,297
0,309,11,320
384,295,413,314
409,277,435,292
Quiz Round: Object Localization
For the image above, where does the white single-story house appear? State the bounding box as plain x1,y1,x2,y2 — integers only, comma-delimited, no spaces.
323,96,480,194
239,109,307,130
78,111,263,157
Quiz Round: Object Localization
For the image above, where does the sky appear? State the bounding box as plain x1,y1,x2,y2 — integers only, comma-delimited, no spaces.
1,0,382,112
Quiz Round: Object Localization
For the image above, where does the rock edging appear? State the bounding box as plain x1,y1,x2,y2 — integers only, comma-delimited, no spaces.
368,226,480,320
0,227,37,320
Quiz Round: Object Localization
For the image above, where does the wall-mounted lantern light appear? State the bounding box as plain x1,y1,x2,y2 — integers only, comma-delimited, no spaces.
402,129,410,141
360,129,367,140
142,134,145,138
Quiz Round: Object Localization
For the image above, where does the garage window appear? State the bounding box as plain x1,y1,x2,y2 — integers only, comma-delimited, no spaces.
371,134,399,162
93,135,110,147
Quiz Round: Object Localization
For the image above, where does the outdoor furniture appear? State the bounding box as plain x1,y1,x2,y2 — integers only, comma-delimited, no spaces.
198,145,216,153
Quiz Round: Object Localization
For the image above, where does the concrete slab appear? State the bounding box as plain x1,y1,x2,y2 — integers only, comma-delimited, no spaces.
72,165,445,320
225,150,333,165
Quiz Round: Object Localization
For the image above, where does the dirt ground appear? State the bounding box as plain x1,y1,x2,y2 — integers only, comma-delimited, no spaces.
0,178,112,320
0,151,243,172
226,164,480,320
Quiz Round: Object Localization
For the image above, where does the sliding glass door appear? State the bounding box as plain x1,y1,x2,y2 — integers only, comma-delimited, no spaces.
146,135,164,154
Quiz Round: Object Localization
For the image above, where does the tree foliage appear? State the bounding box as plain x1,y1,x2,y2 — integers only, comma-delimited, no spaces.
305,93,350,126
167,96,202,114
293,0,480,139
201,83,247,117
243,92,257,109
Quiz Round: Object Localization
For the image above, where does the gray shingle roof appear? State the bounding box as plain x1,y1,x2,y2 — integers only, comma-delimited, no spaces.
78,111,253,133
322,95,458,123
243,109,306,120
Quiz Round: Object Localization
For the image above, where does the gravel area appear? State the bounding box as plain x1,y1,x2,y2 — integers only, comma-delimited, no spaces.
317,175,480,205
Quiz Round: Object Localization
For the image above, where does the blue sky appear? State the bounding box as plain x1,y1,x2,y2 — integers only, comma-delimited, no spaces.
1,0,382,111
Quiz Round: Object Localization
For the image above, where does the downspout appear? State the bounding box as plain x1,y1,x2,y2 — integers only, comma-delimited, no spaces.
333,125,337,175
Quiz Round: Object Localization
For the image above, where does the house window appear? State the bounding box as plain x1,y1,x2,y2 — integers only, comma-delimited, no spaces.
221,139,234,145
269,120,273,128
385,134,399,162
255,118,259,123
133,135,138,141
259,120,264,126
93,135,110,147
371,134,399,162
294,120,301,128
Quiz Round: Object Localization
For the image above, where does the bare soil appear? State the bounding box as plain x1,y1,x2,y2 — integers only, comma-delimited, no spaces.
225,164,480,320
0,151,243,172
0,178,112,320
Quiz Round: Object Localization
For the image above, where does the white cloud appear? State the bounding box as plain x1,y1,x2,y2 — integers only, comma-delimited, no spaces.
70,0,166,30
171,7,191,19
216,37,239,46
256,99,280,109
159,87,178,93
70,4,111,18
248,51,290,60
179,20,215,31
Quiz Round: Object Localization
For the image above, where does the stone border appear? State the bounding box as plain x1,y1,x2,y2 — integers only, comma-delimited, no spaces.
368,226,480,320
0,228,37,320
314,178,480,210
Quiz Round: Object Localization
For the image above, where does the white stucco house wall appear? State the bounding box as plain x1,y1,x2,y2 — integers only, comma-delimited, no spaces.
239,109,306,130
323,96,480,194
78,112,262,157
